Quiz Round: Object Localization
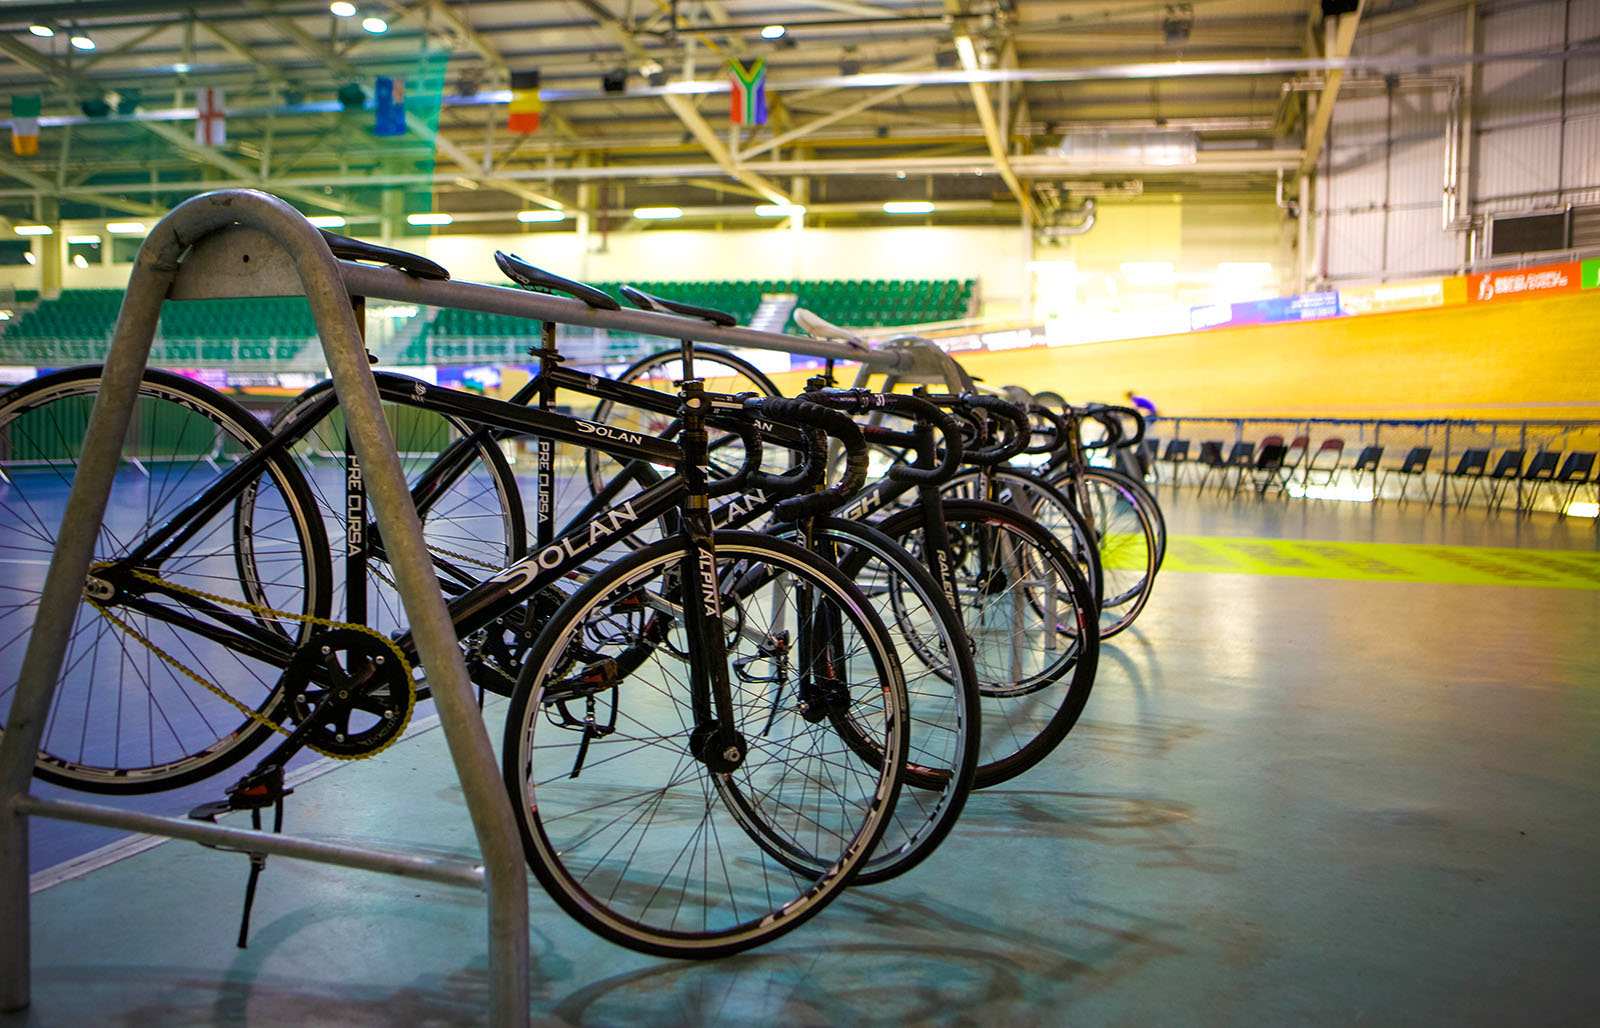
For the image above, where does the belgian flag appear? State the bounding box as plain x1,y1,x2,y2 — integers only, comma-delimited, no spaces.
509,70,542,133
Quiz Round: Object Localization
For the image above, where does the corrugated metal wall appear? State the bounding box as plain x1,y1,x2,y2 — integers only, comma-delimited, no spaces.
1315,0,1599,284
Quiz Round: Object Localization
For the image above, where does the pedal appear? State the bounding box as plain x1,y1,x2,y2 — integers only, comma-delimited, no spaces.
188,764,293,821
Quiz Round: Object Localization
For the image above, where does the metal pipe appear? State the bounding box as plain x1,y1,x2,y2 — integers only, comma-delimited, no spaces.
14,795,485,889
0,188,532,1027
336,260,912,369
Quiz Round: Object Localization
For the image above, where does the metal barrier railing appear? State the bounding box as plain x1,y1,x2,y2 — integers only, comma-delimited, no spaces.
1150,415,1600,513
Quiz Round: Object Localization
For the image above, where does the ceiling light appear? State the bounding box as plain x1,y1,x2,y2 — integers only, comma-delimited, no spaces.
882,201,934,214
633,207,683,220
406,212,452,226
172,62,191,74
306,215,346,228
28,24,54,38
1566,501,1599,518
66,235,102,244
23,252,35,265
69,35,94,51
754,204,805,217
13,225,52,236
361,16,388,33
761,25,786,39
72,254,88,269
1121,261,1176,285
329,0,357,14
518,210,566,223
106,222,147,235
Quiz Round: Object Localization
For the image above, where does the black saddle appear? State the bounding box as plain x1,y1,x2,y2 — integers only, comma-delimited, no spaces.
619,285,737,327
319,229,450,280
494,251,621,309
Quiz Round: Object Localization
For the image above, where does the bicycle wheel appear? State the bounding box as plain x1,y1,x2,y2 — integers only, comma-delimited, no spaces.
0,367,332,793
502,532,909,958
874,499,1099,789
777,517,980,885
1050,467,1159,638
941,468,1104,608
1096,464,1168,570
260,379,526,641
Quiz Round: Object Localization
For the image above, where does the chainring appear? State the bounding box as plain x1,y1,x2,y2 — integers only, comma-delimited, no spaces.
282,628,414,758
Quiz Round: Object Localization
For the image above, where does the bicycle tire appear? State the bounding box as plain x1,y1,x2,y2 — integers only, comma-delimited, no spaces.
940,467,1104,608
774,516,980,885
0,366,333,793
873,499,1099,789
1048,467,1159,638
502,531,909,958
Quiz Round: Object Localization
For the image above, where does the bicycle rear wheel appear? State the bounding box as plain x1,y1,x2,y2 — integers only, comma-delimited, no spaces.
0,367,332,793
1051,467,1159,638
874,499,1099,789
779,517,980,885
502,532,908,957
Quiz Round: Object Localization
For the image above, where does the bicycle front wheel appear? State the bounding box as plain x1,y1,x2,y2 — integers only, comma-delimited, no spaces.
502,532,909,958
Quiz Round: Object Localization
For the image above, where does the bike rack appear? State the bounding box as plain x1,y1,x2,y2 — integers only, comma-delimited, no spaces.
0,188,953,1023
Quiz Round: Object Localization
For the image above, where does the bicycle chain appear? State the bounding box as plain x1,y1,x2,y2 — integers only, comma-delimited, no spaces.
86,564,417,762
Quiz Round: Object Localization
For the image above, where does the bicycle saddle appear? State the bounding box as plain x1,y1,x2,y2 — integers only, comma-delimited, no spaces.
793,308,870,352
319,229,450,280
619,285,737,327
494,251,621,310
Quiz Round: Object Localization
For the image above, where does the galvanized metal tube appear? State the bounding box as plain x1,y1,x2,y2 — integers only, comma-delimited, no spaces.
14,795,484,889
335,260,910,369
199,190,530,1028
0,232,178,1014
0,188,532,1028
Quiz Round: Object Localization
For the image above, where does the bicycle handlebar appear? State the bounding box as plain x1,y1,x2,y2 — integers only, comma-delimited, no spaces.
799,389,965,485
740,397,869,521
954,394,1031,465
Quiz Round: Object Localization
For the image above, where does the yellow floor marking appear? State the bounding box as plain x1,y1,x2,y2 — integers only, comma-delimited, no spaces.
1163,537,1600,589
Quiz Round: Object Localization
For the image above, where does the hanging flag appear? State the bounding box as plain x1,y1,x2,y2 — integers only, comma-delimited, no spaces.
10,95,39,156
508,70,542,133
195,86,225,146
374,76,406,136
728,58,767,125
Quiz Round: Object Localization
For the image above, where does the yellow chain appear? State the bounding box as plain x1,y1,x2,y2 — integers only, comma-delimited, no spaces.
86,563,417,762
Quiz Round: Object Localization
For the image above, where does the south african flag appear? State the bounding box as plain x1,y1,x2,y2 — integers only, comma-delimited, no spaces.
728,59,767,126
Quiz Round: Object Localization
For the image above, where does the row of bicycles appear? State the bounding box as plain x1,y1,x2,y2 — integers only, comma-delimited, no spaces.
0,243,1165,959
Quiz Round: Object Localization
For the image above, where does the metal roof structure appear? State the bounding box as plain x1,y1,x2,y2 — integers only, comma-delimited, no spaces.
0,0,1575,235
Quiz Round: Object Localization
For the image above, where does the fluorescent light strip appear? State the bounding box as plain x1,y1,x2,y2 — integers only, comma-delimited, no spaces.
406,212,452,226
633,207,683,220
13,225,52,236
66,235,102,244
754,204,805,217
517,209,566,223
882,201,934,214
106,222,147,234
305,215,347,228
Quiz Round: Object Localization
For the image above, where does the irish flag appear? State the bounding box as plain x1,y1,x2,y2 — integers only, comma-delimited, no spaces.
11,96,39,156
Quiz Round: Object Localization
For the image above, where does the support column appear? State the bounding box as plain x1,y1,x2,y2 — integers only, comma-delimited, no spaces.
36,197,61,299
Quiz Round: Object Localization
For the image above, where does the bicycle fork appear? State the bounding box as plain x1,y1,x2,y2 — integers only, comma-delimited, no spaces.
677,378,749,774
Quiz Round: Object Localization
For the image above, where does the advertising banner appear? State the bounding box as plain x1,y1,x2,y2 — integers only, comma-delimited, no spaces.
1467,262,1581,304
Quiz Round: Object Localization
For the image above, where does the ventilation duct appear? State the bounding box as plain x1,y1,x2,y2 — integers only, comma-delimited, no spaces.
1056,130,1197,167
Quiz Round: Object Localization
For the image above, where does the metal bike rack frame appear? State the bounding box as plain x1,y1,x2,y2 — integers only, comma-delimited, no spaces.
0,188,966,1023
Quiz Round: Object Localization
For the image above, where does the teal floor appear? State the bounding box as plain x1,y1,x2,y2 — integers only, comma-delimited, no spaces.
6,489,1600,1026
